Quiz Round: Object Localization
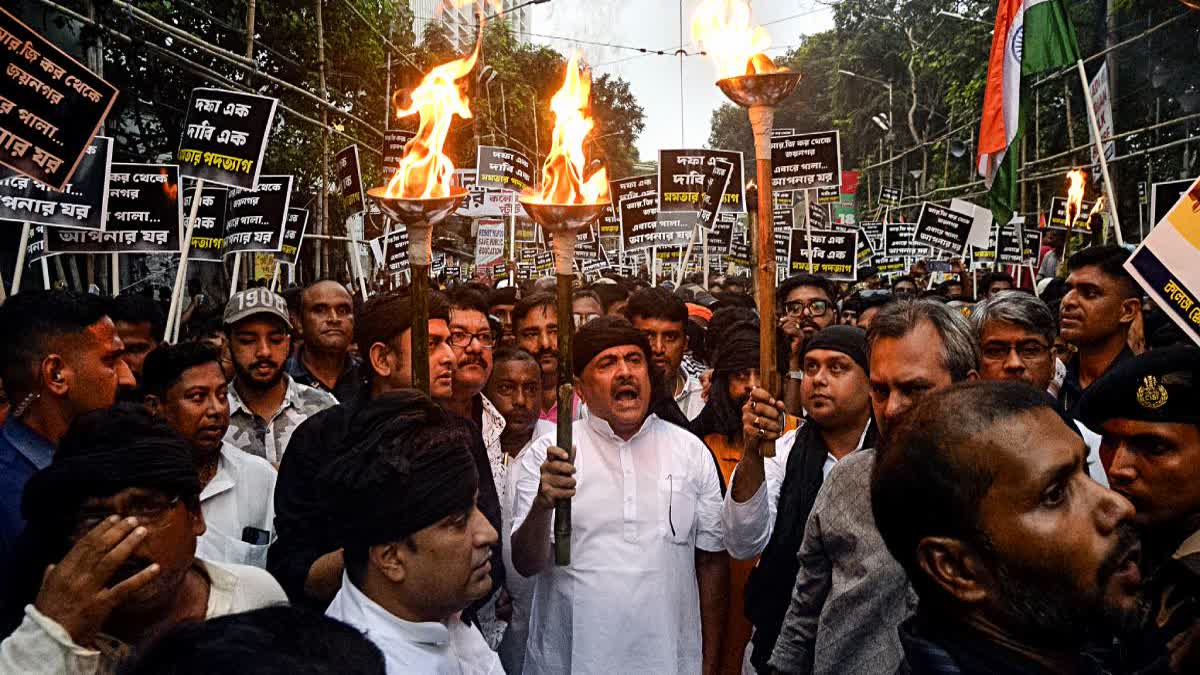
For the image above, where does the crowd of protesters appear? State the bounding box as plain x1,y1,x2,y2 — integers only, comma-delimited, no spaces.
0,242,1198,674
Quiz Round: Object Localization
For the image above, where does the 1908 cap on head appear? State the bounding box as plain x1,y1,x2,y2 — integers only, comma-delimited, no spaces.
223,288,292,329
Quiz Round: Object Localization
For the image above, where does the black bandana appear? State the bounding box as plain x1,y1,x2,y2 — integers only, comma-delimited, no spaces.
572,315,652,376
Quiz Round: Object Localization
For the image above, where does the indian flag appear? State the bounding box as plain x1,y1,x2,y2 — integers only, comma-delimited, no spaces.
978,0,1080,225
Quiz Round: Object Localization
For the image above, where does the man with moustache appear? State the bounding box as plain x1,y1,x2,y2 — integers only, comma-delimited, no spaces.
321,391,502,674
725,325,877,672
1080,346,1200,673
269,289,503,614
777,275,839,415
874,382,1147,674
1057,245,1141,416
222,288,336,466
510,316,728,675
484,347,555,674
443,288,505,470
626,286,706,420
514,292,581,421
285,280,361,403
749,299,978,674
142,342,277,568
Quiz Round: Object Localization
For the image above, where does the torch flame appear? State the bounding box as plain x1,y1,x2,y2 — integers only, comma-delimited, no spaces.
1065,169,1086,229
691,0,786,79
1087,194,1106,221
525,52,609,205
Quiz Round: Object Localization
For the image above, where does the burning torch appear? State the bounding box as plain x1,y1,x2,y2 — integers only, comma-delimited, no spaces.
693,0,800,457
519,53,611,566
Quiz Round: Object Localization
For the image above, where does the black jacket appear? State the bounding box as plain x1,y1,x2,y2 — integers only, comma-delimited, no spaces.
267,390,505,614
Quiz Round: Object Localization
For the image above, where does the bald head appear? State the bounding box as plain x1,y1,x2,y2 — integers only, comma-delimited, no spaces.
300,280,354,354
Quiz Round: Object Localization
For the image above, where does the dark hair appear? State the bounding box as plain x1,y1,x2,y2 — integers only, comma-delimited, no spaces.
712,291,756,310
892,275,917,289
488,286,519,307
0,290,112,401
867,298,979,381
590,283,629,313
1067,244,1138,298
281,286,304,317
706,308,758,363
872,381,1057,606
445,287,490,326
183,311,224,342
109,293,166,342
355,290,450,369
777,274,837,305
491,346,539,370
859,290,895,313
623,286,687,326
512,292,556,331
981,271,1015,292
141,342,223,399
119,606,386,675
572,289,603,308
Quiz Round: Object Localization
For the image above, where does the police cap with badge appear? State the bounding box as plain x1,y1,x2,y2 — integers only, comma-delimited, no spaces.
1078,345,1200,428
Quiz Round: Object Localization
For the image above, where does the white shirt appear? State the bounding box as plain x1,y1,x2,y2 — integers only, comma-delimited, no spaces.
674,371,707,421
499,419,555,675
196,443,278,568
326,573,503,675
511,412,725,674
721,420,872,561
473,394,508,648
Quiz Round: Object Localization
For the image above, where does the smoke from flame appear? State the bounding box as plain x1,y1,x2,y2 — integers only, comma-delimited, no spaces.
1065,169,1086,230
524,52,609,205
691,0,787,79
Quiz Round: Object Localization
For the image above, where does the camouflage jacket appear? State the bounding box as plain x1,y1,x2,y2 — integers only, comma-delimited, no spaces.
224,374,337,466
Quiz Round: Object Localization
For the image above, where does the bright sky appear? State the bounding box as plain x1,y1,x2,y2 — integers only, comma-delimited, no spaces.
528,0,836,163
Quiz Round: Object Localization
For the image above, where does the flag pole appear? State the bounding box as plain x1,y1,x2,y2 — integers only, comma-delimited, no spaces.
1075,60,1123,246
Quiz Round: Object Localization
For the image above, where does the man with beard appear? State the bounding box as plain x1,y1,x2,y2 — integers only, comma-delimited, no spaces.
1058,245,1141,416
691,323,800,673
321,391,502,674
777,275,839,415
0,405,285,673
285,280,361,403
142,342,277,568
485,347,555,674
874,382,1147,674
626,287,706,420
222,288,336,466
1080,346,1200,672
511,316,728,675
0,291,135,598
724,325,876,672
108,293,165,400
514,291,580,421
269,289,503,615
750,299,978,674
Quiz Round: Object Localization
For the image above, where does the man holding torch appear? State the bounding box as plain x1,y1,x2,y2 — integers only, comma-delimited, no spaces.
509,316,728,674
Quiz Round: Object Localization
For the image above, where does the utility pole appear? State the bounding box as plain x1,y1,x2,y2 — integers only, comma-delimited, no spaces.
316,0,328,279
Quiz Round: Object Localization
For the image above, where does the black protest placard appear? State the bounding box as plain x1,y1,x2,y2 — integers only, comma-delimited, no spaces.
771,130,841,190
708,212,736,254
696,158,733,231
177,88,277,190
380,227,410,283
879,186,901,208
816,186,840,205
276,208,308,266
598,203,620,237
725,238,751,267
619,175,697,251
970,228,997,268
914,203,973,255
516,261,535,280
860,220,884,250
0,9,118,190
182,179,227,262
884,222,930,258
774,227,790,267
995,220,1030,265
0,134,110,229
476,145,534,192
335,144,365,214
223,175,293,254
874,255,907,275
1151,179,1193,227
535,250,553,274
575,225,602,261
1022,227,1041,263
856,234,874,270
658,148,746,214
788,228,859,281
381,129,416,184
775,191,794,209
1045,196,1094,232
807,199,828,228
773,201,794,230
46,163,181,254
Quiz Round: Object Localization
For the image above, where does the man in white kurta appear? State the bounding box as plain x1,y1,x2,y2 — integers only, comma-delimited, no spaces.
510,316,727,674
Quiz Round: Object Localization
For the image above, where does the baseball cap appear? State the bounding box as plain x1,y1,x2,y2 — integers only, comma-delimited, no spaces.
223,288,292,329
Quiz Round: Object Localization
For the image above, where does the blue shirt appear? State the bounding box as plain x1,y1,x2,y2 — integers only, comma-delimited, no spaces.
0,418,55,581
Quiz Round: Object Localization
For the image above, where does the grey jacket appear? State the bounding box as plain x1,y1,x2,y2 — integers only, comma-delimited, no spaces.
768,448,918,675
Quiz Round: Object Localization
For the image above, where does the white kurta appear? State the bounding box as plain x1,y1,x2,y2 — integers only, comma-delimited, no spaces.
196,443,277,568
326,573,503,675
511,412,725,674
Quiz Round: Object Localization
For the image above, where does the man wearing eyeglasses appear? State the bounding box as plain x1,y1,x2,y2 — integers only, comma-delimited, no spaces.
778,275,839,415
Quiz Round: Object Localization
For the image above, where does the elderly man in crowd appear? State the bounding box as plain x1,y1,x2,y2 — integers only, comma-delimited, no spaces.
874,382,1148,674
222,288,336,466
285,280,361,403
510,316,728,675
0,405,285,674
321,390,501,674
